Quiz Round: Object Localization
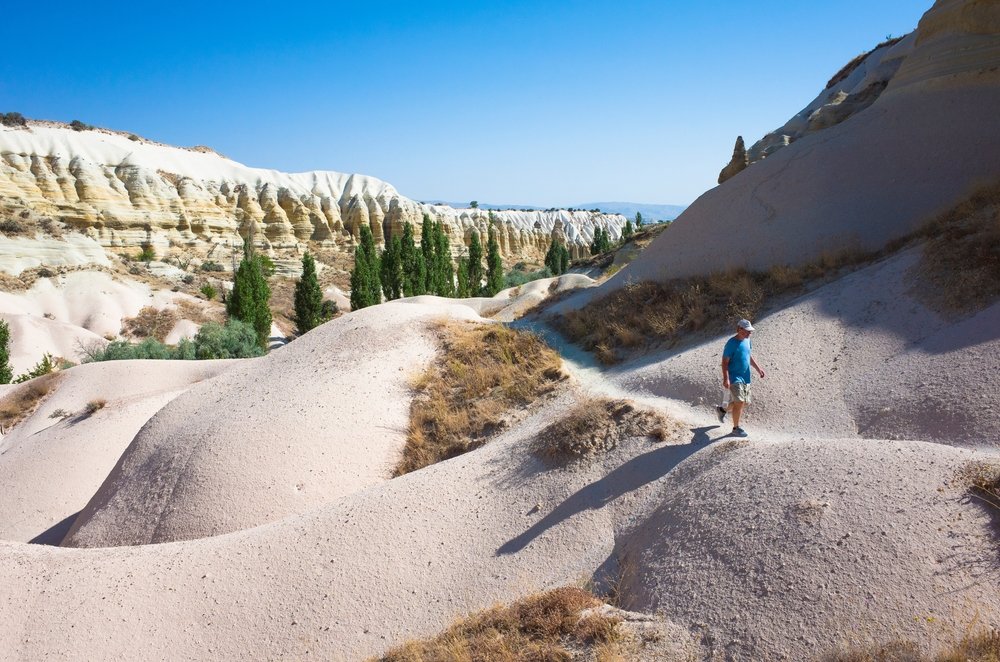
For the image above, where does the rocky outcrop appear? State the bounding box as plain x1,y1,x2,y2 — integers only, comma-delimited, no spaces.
0,123,626,275
717,136,747,184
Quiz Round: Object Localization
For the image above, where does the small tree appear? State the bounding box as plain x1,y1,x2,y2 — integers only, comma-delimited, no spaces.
635,212,643,229
294,252,325,334
400,223,420,297
0,319,12,384
485,225,504,296
420,214,435,294
544,238,562,276
622,219,634,242
559,243,570,275
470,200,479,209
467,231,484,294
590,227,612,255
226,235,272,348
432,221,454,297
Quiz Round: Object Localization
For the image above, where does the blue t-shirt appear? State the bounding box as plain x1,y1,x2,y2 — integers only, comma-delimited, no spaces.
723,336,752,384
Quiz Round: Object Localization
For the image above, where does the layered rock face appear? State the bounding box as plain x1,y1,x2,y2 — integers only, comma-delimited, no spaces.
0,123,624,274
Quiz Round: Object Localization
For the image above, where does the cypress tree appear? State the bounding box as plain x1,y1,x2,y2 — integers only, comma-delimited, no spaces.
293,252,325,334
623,219,634,241
485,225,504,296
456,257,470,298
400,222,419,297
432,221,453,296
420,214,435,294
0,319,12,384
545,237,568,275
467,231,484,295
380,235,403,300
227,237,272,349
350,225,382,310
635,212,643,229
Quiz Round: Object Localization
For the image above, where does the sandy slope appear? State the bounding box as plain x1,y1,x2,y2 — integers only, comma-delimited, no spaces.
0,360,236,543
609,248,1000,448
62,300,480,547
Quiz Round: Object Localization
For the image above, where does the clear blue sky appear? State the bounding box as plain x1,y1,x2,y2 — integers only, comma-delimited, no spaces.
2,1,928,206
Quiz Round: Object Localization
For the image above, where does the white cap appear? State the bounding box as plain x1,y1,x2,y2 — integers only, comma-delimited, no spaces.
737,319,755,332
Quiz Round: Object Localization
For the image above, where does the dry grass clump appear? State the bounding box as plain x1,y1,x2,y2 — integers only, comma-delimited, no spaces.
824,630,1000,661
83,399,107,417
917,181,1000,313
396,321,567,476
121,306,178,342
374,587,622,662
0,372,61,431
554,247,871,365
173,298,224,326
533,398,676,464
955,461,1000,511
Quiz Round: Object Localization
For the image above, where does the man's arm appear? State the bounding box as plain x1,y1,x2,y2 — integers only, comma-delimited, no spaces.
750,356,765,379
721,357,730,388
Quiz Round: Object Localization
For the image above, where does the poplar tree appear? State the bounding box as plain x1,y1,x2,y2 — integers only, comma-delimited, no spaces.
559,243,570,275
467,231,484,294
456,257,470,298
420,214,435,294
350,225,382,310
635,211,643,228
0,319,12,384
623,219,634,241
432,221,454,297
400,223,419,297
380,235,403,301
485,225,504,296
545,237,561,275
227,235,272,348
293,252,325,334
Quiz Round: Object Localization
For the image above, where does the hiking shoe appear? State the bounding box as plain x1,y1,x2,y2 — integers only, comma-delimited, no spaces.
732,427,748,438
716,406,727,423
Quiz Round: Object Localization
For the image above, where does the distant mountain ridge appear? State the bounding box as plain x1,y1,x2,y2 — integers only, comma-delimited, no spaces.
426,201,686,221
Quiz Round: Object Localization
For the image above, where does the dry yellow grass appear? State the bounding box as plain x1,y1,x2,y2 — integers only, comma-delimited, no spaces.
0,372,61,432
395,321,567,476
121,306,178,342
553,247,868,365
955,461,1000,511
917,181,1000,314
373,587,621,662
823,630,1000,661
533,398,678,464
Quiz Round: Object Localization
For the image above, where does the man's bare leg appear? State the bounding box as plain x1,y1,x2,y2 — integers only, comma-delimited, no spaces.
731,401,745,429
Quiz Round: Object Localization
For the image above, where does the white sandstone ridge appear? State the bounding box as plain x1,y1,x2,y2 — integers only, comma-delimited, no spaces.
0,122,626,272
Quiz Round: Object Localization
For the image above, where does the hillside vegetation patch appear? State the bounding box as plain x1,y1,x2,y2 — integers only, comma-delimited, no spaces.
396,321,566,476
373,587,624,662
823,630,1000,661
0,372,61,432
533,398,678,465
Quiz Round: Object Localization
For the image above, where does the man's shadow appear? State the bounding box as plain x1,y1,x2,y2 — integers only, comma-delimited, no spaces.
497,426,721,556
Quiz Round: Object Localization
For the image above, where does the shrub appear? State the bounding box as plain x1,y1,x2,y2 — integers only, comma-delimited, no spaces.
13,353,55,383
69,119,93,131
396,321,566,476
376,587,621,662
122,306,178,342
534,398,677,464
128,133,141,141
0,218,26,234
200,283,217,300
0,372,60,431
182,274,195,285
504,266,552,288
83,320,263,362
138,243,156,262
0,319,12,384
1,112,27,127
200,260,225,272
83,399,107,416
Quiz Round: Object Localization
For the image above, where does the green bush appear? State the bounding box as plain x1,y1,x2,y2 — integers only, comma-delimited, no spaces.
69,119,93,131
200,283,217,300
504,266,552,288
0,319,12,384
83,320,264,362
13,353,55,383
138,243,156,262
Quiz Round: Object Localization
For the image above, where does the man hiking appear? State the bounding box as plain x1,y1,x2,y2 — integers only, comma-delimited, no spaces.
717,319,765,437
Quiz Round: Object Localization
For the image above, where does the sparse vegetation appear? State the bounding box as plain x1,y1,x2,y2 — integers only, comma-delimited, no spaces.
554,246,876,365
955,461,1000,511
13,353,56,383
0,218,27,234
823,630,1000,661
396,321,566,476
917,181,1000,313
200,261,225,272
504,264,553,289
200,283,218,300
83,399,107,417
122,306,178,342
69,119,94,132
82,320,263,362
373,587,622,662
534,398,677,464
138,243,156,263
0,372,60,432
0,319,12,384
1,112,27,127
